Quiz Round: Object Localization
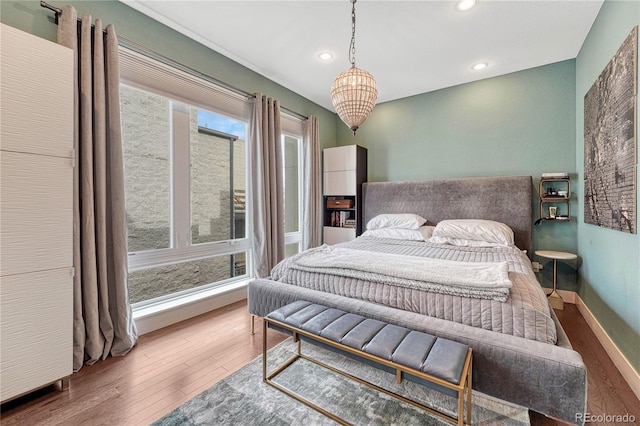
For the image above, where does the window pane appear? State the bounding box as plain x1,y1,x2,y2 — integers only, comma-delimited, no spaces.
128,252,248,304
191,109,247,244
285,243,300,258
283,135,300,233
121,85,171,252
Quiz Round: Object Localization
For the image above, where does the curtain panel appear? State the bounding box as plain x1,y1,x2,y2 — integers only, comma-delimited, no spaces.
302,116,322,250
57,5,137,371
250,95,285,278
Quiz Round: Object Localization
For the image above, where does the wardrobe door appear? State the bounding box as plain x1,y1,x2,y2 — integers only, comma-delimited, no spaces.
0,23,74,402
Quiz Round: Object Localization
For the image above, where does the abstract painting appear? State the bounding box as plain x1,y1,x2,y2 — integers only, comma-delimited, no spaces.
584,26,637,234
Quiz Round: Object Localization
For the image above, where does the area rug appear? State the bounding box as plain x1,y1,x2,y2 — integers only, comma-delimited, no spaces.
153,338,530,425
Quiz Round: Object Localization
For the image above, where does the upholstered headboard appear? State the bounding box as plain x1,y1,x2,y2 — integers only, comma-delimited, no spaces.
362,175,533,256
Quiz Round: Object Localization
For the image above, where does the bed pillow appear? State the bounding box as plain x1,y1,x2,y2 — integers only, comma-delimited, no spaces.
430,219,514,246
362,226,435,241
429,236,505,247
366,213,427,230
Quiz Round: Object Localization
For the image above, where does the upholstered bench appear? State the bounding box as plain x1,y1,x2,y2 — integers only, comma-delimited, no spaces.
262,300,473,426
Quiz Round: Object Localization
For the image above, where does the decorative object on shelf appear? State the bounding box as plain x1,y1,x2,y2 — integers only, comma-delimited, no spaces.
584,26,637,234
535,250,578,310
326,198,354,209
536,174,571,224
330,0,377,136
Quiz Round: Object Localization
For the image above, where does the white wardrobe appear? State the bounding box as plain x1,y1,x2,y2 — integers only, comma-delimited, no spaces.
0,24,74,402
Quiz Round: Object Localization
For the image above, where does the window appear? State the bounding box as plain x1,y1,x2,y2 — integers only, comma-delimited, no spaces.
120,86,171,253
282,119,304,257
119,48,252,306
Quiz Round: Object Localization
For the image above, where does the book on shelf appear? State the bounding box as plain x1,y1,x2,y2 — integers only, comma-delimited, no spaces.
330,211,351,227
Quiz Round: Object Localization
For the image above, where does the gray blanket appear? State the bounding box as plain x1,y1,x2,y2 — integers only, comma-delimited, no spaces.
288,244,512,301
270,237,556,344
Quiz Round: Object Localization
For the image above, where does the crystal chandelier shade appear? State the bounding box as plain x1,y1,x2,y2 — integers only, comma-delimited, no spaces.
330,0,377,135
331,67,377,135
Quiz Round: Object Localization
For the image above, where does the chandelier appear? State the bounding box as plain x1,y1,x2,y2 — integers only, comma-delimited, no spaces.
330,0,377,136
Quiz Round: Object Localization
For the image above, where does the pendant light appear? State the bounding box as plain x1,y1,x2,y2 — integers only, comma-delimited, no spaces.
330,0,377,136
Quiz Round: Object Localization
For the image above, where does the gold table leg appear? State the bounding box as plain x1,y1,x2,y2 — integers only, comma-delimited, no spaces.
548,259,564,310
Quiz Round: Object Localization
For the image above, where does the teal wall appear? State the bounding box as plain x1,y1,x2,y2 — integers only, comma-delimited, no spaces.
0,0,337,150
337,61,579,290
575,1,639,373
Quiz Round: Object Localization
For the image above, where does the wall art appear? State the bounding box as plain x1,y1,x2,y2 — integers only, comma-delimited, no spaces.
584,26,637,234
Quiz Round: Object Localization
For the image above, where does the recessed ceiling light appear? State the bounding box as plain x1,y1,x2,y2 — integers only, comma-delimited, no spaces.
456,0,476,12
472,62,488,71
318,52,334,61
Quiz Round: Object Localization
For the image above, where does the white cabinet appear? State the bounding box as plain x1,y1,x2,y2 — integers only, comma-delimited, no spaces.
324,227,357,245
323,144,358,172
0,24,74,402
323,145,367,244
324,170,357,196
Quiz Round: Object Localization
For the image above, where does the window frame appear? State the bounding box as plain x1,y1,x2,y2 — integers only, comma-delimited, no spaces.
281,127,304,255
119,47,253,307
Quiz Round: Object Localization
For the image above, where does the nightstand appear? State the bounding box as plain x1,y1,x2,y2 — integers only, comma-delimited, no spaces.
535,250,578,310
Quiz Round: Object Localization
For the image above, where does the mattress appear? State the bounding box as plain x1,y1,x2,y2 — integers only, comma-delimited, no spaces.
270,236,556,344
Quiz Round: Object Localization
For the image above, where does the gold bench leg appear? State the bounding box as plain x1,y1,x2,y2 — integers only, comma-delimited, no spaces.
262,317,267,380
467,360,472,425
458,389,464,426
251,314,256,335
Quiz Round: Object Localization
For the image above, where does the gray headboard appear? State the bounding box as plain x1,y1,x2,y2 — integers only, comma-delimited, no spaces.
362,175,533,256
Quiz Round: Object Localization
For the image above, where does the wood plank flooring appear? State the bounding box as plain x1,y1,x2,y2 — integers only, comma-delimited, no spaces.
1,301,638,425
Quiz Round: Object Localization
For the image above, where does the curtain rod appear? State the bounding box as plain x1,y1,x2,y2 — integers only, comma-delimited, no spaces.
39,0,309,121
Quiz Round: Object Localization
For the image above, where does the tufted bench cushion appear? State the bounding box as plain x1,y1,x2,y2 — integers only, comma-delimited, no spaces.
264,300,473,425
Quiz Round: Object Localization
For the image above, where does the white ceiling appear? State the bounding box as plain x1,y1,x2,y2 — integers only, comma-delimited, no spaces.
121,0,603,111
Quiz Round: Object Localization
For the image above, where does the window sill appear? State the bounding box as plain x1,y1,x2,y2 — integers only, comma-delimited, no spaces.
133,279,250,335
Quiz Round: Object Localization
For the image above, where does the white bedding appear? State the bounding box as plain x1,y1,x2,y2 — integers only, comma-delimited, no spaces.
289,244,512,301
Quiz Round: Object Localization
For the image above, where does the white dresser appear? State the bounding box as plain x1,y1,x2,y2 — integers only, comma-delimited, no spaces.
0,24,74,402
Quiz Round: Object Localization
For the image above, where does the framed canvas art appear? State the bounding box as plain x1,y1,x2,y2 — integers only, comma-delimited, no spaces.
584,26,638,234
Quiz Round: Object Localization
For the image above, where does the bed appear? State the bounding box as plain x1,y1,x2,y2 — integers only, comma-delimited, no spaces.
248,175,587,424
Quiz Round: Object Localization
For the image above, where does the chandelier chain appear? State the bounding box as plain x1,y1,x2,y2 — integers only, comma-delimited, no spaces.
349,0,356,67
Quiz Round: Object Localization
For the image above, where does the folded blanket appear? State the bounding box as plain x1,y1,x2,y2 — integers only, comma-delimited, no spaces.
278,244,512,302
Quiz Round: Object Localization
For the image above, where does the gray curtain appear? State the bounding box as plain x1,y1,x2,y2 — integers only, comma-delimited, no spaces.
58,6,137,371
302,116,322,250
250,94,285,278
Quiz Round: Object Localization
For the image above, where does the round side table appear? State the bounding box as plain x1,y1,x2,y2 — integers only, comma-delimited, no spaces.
535,250,578,310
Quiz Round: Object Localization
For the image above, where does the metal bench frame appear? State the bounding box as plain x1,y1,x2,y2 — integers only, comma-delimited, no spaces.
263,316,473,426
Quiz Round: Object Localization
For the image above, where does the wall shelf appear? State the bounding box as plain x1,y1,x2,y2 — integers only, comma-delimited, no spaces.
538,177,571,223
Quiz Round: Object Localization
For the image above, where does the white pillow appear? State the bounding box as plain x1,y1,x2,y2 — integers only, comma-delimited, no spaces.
431,219,514,246
429,236,505,247
366,213,427,230
362,226,435,241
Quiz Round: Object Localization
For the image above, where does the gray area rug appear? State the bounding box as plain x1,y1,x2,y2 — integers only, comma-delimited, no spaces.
153,338,530,425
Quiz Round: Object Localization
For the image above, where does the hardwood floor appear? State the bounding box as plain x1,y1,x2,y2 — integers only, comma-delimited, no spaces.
529,304,639,426
1,301,638,425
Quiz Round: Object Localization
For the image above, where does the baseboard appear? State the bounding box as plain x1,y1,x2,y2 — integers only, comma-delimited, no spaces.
575,295,640,401
133,280,248,335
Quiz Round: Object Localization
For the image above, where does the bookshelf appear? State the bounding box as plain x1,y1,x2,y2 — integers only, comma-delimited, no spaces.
323,145,367,245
